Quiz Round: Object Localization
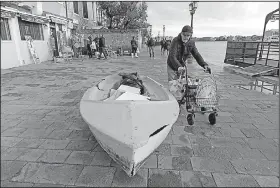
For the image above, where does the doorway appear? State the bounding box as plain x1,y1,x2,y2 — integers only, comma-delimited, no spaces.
50,23,59,57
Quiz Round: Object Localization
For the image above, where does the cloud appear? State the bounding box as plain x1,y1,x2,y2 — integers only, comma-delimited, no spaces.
147,2,279,37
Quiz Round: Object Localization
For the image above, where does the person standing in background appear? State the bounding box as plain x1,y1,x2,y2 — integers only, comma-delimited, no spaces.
98,34,107,59
131,36,138,58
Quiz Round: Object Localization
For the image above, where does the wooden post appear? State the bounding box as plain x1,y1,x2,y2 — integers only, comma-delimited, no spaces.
242,42,246,63
254,42,260,65
265,42,271,66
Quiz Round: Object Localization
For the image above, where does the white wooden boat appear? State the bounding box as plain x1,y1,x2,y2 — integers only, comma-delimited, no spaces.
80,73,179,176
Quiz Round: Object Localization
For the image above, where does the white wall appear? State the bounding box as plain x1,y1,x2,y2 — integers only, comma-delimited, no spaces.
1,41,19,69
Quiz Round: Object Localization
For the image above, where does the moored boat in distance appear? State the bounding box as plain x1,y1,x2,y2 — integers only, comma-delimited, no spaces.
80,73,180,176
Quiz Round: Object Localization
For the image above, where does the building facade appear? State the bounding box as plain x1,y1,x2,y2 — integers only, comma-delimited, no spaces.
1,1,101,69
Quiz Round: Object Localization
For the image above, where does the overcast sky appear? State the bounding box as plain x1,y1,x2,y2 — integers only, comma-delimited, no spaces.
146,2,279,37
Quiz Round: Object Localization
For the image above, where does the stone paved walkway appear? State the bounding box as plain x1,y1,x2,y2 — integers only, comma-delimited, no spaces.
1,47,279,187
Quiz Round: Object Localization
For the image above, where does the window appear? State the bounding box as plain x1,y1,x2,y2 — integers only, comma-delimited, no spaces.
83,2,88,18
18,18,44,40
1,18,11,40
73,2,78,14
57,24,63,31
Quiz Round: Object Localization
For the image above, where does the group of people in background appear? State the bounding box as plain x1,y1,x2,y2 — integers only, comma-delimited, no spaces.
143,36,171,58
87,34,107,60
86,35,172,60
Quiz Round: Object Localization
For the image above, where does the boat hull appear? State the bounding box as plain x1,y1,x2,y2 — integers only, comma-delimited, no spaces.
80,74,179,176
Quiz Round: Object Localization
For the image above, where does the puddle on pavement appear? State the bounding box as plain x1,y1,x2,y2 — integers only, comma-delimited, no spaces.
231,79,279,95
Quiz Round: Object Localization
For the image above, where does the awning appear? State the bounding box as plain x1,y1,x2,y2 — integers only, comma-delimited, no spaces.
20,14,49,24
1,10,16,18
50,17,67,25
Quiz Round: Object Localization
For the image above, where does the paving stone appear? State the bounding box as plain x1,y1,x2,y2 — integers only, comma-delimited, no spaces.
158,155,192,171
42,115,69,122
1,180,34,187
38,139,70,150
210,137,250,150
17,148,46,161
1,127,27,137
180,171,217,187
154,143,171,155
1,137,23,147
163,132,173,144
32,183,65,187
1,147,28,160
244,138,278,149
231,159,279,176
171,134,192,147
1,146,9,153
65,151,94,165
252,175,279,187
37,149,71,163
18,128,54,139
253,123,278,130
188,135,212,147
68,121,90,131
257,129,279,139
46,121,72,130
142,155,157,169
75,166,116,187
92,144,105,152
259,147,279,161
218,128,246,138
235,147,267,160
172,126,186,135
1,160,27,181
14,138,46,148
67,130,93,140
112,168,148,187
191,157,236,174
240,128,265,138
192,146,242,160
11,162,83,185
183,126,223,137
171,145,193,157
228,123,257,129
90,151,112,166
213,173,260,187
148,169,182,187
46,129,73,140
65,140,98,151
16,120,53,129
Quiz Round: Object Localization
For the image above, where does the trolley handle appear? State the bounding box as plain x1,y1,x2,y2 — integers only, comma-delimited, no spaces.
203,66,211,74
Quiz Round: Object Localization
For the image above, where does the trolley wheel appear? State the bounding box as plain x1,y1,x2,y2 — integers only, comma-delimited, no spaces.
209,113,216,125
187,114,194,125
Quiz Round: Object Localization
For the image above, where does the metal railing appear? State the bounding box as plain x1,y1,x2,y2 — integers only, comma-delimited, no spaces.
224,41,279,68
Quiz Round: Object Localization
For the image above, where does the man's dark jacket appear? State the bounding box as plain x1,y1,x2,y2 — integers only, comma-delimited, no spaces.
167,33,208,71
131,39,138,48
99,36,105,47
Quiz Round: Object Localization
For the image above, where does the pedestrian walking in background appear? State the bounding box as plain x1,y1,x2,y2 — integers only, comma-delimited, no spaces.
98,34,107,59
87,40,92,58
90,40,97,57
163,39,171,56
160,38,166,55
131,36,138,58
147,36,155,58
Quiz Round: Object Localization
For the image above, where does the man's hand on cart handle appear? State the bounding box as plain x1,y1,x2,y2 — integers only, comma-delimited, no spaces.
203,65,211,74
178,66,186,75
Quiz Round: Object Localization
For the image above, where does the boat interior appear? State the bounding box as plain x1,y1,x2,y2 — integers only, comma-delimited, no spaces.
87,74,170,102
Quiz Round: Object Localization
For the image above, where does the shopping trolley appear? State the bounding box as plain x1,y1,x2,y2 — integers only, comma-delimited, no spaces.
178,66,219,125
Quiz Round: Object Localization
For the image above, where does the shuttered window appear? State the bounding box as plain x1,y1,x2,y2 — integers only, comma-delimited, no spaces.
1,18,11,40
18,18,44,40
73,2,78,14
83,2,88,18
